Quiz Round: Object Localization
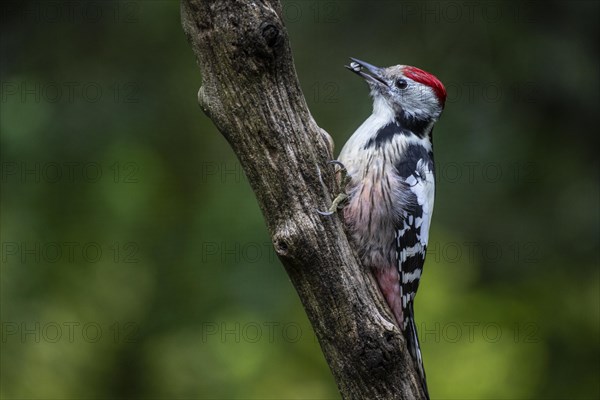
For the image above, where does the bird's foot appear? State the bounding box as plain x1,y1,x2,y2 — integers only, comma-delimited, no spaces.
317,160,351,216
329,160,351,184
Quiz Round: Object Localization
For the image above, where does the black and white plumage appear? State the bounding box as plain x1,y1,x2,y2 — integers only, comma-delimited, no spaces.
338,58,446,398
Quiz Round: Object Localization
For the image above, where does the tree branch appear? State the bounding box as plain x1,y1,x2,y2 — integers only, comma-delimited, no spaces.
181,1,426,398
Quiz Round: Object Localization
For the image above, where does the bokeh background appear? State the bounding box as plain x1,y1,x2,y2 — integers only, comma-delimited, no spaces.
1,1,598,399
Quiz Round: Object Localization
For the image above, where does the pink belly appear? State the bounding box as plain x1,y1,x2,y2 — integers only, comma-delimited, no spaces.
373,266,404,327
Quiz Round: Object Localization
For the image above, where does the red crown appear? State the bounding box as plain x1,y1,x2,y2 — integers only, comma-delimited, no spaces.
403,66,447,107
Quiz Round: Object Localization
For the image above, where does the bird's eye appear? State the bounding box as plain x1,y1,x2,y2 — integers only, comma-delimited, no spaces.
396,79,408,89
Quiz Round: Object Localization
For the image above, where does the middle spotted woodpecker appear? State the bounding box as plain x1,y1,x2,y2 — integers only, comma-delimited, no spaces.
322,58,446,398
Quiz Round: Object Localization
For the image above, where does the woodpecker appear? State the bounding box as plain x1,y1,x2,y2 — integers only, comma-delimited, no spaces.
323,58,446,398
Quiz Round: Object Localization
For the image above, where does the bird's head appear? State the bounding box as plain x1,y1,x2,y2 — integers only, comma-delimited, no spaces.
347,58,446,122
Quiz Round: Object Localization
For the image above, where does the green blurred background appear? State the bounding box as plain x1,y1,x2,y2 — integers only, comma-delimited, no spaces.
1,1,598,399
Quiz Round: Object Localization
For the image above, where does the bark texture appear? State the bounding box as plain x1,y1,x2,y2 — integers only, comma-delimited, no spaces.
181,1,427,398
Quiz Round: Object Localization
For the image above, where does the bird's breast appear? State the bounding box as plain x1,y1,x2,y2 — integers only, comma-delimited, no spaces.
341,155,405,269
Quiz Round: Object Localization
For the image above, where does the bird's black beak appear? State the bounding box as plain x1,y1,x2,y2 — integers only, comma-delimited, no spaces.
345,57,388,87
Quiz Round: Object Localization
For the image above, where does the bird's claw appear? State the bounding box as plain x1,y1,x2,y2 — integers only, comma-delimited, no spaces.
328,160,347,171
316,209,335,216
317,192,349,217
326,160,351,185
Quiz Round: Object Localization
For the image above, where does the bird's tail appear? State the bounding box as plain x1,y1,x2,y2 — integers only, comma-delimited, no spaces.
404,303,429,399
